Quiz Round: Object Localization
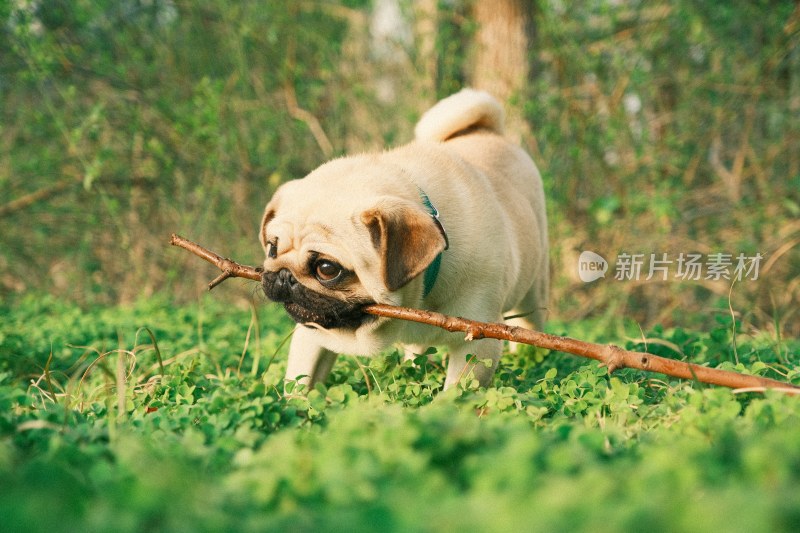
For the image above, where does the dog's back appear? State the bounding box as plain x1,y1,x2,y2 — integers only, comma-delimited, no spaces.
414,89,549,329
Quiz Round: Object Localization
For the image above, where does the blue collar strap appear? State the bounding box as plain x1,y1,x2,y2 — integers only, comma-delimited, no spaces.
418,189,448,297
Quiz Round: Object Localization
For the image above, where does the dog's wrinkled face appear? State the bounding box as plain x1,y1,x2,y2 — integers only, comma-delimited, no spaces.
259,193,375,329
260,257,372,330
259,166,446,331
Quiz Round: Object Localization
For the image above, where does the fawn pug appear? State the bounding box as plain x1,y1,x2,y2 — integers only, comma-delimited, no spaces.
260,89,548,390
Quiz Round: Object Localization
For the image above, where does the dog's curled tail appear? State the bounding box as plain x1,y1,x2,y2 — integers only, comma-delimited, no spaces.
414,88,505,142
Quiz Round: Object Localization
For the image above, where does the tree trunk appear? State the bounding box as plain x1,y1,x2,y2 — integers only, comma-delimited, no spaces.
470,0,535,143
413,0,438,103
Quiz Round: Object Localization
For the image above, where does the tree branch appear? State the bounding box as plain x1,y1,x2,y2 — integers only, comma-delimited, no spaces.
169,233,800,394
284,82,334,158
0,177,78,218
283,29,334,158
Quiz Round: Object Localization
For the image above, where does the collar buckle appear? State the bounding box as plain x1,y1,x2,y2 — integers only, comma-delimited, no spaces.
418,189,449,250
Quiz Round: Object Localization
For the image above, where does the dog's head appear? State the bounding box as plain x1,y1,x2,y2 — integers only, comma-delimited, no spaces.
259,161,447,330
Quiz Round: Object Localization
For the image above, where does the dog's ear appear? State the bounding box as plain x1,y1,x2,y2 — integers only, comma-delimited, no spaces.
361,201,447,292
259,203,277,249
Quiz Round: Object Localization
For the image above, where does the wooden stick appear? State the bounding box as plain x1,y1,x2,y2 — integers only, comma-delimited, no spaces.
363,305,799,392
169,233,800,394
170,234,261,288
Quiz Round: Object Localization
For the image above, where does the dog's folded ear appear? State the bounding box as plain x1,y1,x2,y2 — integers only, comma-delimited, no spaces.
259,206,276,249
361,201,447,292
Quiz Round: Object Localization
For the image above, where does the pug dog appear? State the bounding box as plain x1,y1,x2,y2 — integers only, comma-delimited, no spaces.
260,88,548,390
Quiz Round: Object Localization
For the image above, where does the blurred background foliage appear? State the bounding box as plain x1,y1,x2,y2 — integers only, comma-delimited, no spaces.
1,0,799,336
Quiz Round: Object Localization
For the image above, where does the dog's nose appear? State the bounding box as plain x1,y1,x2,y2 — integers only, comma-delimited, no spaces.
269,268,297,302
277,268,297,288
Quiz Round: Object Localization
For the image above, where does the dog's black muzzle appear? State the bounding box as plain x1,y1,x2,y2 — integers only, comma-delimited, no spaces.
265,268,298,303
261,269,371,329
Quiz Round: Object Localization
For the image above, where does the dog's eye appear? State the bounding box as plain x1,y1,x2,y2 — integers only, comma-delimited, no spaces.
315,260,343,283
266,238,278,259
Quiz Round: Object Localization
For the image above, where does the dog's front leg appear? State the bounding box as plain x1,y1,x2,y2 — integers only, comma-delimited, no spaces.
444,338,503,390
284,326,339,392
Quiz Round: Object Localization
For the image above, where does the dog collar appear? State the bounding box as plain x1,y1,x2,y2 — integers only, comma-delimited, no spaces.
418,188,449,297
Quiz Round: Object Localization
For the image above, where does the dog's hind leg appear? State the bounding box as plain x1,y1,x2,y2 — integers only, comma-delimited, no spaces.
505,284,548,353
